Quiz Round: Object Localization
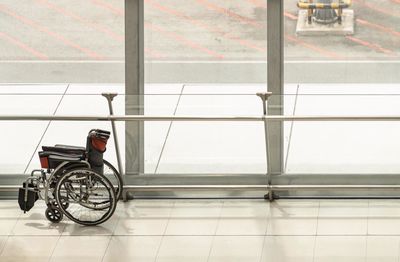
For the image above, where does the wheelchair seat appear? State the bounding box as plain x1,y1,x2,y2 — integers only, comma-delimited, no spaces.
55,144,86,151
42,145,86,156
39,151,85,169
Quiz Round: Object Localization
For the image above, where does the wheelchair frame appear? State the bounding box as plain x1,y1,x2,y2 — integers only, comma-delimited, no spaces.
19,129,121,226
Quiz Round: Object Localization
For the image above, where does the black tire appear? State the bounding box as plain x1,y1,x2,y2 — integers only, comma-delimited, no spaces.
103,159,123,200
54,196,69,210
55,168,117,226
45,207,63,223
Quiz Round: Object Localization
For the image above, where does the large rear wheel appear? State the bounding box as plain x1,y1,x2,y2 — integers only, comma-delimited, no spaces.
55,168,117,226
103,159,123,200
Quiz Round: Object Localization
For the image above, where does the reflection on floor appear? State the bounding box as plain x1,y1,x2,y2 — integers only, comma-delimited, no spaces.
1,199,400,261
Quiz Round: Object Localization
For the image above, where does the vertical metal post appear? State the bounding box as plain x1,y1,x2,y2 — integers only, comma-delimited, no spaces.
102,93,124,176
267,0,284,199
125,0,145,176
256,92,273,200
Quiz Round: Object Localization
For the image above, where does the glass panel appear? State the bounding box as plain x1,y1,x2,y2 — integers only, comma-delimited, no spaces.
284,0,400,174
0,0,124,83
2,85,298,175
144,0,268,83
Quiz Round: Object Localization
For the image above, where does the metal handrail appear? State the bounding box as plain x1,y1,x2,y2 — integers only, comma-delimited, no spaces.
4,92,400,201
3,115,400,122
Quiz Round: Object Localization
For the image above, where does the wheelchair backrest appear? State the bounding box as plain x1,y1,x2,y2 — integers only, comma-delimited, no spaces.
87,129,110,153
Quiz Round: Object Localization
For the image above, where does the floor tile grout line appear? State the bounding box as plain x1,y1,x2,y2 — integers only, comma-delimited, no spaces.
23,83,70,174
397,236,400,262
0,235,10,257
258,203,271,262
366,200,370,236
100,235,113,262
46,234,63,262
312,200,321,262
154,84,186,174
315,200,321,236
284,84,300,173
364,234,368,262
7,208,23,238
153,201,175,262
206,200,225,262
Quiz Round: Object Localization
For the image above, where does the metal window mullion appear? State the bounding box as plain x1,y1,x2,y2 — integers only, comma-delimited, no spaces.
125,0,145,175
267,0,284,181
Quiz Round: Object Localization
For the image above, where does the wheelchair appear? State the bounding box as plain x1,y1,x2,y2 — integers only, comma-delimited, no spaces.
18,129,123,226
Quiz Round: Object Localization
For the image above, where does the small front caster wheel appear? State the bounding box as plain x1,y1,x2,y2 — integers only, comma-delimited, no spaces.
45,207,63,223
54,196,69,210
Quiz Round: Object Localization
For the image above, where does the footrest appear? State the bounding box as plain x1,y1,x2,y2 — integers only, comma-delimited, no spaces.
18,182,39,213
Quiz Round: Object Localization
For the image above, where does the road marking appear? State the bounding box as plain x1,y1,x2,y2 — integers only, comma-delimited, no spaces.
346,36,396,57
356,18,400,38
35,0,123,42
35,0,163,58
145,0,266,52
90,0,123,16
145,23,225,59
0,32,49,60
0,4,104,60
286,35,343,59
90,0,220,59
353,0,400,18
195,0,263,28
246,0,267,8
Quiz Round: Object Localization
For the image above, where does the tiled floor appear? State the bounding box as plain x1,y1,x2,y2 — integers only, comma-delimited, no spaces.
2,199,400,261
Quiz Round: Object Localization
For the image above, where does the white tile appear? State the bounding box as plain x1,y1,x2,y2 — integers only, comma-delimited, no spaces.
267,217,318,236
368,201,400,235
114,201,172,236
317,201,368,235
115,200,174,218
13,206,67,236
0,201,20,236
217,216,268,236
0,236,7,253
209,236,265,262
156,236,213,262
314,236,366,262
216,201,269,235
166,218,220,236
103,236,162,262
261,236,315,262
166,201,222,235
62,215,119,236
50,236,110,262
0,220,18,236
267,201,319,236
269,200,319,217
366,236,400,262
168,201,222,216
114,217,169,236
0,236,58,262
0,201,21,218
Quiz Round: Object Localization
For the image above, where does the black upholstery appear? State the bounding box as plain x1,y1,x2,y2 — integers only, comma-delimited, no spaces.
42,146,85,156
